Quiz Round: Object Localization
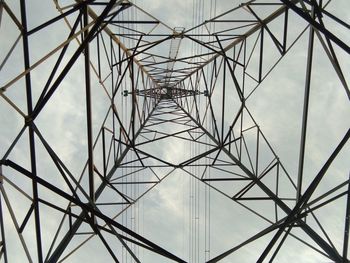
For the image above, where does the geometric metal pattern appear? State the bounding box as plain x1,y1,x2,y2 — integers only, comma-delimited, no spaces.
0,0,349,262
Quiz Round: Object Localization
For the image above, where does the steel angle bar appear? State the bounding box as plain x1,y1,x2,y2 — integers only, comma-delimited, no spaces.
27,0,94,35
31,0,120,120
0,0,4,28
0,185,33,262
1,159,186,263
83,3,96,209
1,1,22,29
0,173,8,263
19,0,44,260
180,1,299,83
279,0,350,54
296,4,315,202
46,103,157,261
177,101,344,262
35,11,83,107
0,34,21,72
343,175,350,260
257,128,350,262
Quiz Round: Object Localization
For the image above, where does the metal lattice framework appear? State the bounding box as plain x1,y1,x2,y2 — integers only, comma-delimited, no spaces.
0,0,349,262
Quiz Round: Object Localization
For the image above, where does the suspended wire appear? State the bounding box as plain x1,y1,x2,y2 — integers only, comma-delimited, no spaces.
204,1,216,260
182,150,186,257
189,128,193,263
189,0,210,261
191,0,195,65
196,126,200,263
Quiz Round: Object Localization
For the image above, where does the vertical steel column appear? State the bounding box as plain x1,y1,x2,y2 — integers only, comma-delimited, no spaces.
296,4,315,202
259,28,264,82
83,4,95,207
19,0,43,261
0,167,8,263
0,0,3,28
221,61,226,143
131,55,136,146
44,2,121,261
343,174,350,260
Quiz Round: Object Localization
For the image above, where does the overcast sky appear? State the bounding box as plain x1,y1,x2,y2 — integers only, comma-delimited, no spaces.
0,0,349,262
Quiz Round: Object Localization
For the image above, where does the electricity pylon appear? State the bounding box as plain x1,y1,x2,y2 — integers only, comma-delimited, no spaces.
0,0,349,262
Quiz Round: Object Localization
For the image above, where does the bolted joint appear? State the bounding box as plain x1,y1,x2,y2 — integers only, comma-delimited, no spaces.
0,86,7,94
24,115,34,126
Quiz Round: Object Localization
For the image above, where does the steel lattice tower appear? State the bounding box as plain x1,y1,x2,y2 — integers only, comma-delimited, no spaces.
0,0,349,262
